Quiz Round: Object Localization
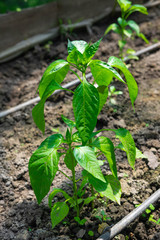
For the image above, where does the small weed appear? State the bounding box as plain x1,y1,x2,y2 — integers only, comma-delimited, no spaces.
88,230,94,237
95,210,111,222
135,204,160,225
74,217,87,226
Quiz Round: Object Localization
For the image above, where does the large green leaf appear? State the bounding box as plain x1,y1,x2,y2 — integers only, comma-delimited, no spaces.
73,78,99,144
51,202,69,228
49,188,72,208
97,85,108,114
89,60,125,87
112,128,136,168
83,170,121,204
29,134,63,204
108,56,138,108
38,60,69,98
73,146,106,183
32,81,64,133
91,136,117,178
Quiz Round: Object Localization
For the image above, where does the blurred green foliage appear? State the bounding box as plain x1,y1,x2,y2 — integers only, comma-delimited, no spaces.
0,0,56,14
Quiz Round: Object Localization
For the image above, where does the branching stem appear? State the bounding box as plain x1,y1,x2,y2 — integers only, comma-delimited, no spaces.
58,169,72,181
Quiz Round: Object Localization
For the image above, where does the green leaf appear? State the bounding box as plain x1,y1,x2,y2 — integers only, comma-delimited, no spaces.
116,143,147,160
51,202,69,228
83,170,121,204
83,38,102,63
64,149,77,171
118,40,127,50
68,40,88,54
104,23,121,35
126,4,148,18
72,131,82,143
123,28,133,38
77,177,88,197
67,39,102,66
73,146,106,183
73,78,99,144
117,17,127,28
138,32,149,44
108,56,138,108
48,188,72,208
67,48,80,65
126,48,136,54
97,85,108,114
91,137,117,178
90,60,125,86
117,0,132,12
38,60,69,98
149,204,155,211
83,196,95,205
112,128,136,168
127,20,140,35
32,81,64,133
65,128,71,143
136,148,147,159
29,134,63,204
67,39,75,54
61,115,76,128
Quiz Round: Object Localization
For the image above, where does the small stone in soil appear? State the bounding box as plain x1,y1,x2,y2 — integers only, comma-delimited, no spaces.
76,229,86,238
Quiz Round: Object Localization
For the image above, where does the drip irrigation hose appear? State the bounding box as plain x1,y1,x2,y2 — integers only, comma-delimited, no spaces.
97,188,160,240
0,42,160,119
0,73,92,118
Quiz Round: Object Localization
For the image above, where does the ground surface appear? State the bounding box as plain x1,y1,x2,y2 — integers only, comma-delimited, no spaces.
0,5,160,240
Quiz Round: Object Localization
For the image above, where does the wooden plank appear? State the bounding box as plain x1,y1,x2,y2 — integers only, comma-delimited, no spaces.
57,0,115,23
0,27,59,63
0,1,58,52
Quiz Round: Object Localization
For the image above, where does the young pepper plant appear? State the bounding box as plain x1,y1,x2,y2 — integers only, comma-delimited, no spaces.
105,0,149,60
29,38,141,228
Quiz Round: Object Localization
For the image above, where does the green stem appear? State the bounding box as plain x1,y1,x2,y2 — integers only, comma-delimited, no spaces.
69,145,80,217
120,29,125,60
69,68,83,83
91,184,95,209
58,169,72,181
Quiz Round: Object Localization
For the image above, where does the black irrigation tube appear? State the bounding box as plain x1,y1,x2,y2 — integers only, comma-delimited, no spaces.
97,188,160,240
0,42,160,119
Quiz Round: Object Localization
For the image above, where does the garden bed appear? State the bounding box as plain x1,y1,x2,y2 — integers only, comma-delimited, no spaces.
0,5,160,240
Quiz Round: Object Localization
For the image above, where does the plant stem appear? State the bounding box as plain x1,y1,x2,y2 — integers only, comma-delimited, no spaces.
91,184,95,209
58,169,72,181
69,68,83,83
69,145,80,217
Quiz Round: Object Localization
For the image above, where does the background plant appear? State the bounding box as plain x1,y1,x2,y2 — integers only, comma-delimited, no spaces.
135,204,160,225
29,38,144,228
105,0,149,60
0,0,57,13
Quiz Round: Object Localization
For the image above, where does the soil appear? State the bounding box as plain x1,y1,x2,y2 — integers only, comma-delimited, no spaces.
0,5,160,240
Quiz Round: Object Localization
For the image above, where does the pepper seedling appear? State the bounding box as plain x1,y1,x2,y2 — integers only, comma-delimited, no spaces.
29,38,144,228
105,0,149,60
